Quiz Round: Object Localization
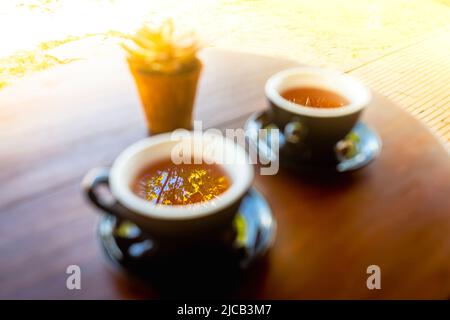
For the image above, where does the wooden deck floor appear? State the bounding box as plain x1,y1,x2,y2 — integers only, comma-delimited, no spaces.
350,28,450,143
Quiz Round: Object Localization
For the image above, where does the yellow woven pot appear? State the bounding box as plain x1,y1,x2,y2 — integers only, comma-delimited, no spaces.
128,58,202,135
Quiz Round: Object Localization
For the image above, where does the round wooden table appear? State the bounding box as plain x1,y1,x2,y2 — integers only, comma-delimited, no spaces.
0,49,449,299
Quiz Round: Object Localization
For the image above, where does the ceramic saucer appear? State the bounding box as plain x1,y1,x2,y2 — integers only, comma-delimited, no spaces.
245,110,382,173
98,188,276,297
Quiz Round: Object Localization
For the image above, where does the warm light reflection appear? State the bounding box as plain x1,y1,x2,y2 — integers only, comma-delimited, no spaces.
0,0,449,89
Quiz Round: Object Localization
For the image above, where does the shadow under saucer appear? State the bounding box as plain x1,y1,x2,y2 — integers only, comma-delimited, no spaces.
98,188,276,298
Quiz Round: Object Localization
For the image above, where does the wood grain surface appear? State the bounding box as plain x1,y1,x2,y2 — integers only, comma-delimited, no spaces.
0,49,449,299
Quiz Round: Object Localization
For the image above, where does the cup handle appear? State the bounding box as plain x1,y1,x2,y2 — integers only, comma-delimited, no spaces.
82,167,126,218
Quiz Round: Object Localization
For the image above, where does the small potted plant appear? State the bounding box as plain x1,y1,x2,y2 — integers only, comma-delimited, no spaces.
123,20,201,134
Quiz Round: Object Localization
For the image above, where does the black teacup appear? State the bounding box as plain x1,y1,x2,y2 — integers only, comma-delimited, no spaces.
82,132,254,241
265,67,371,163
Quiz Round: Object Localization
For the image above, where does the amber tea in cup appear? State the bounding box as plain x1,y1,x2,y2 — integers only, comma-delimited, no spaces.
281,86,349,108
132,158,231,205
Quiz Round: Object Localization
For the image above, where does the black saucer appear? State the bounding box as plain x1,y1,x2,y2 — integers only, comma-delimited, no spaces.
245,110,382,173
98,188,276,297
